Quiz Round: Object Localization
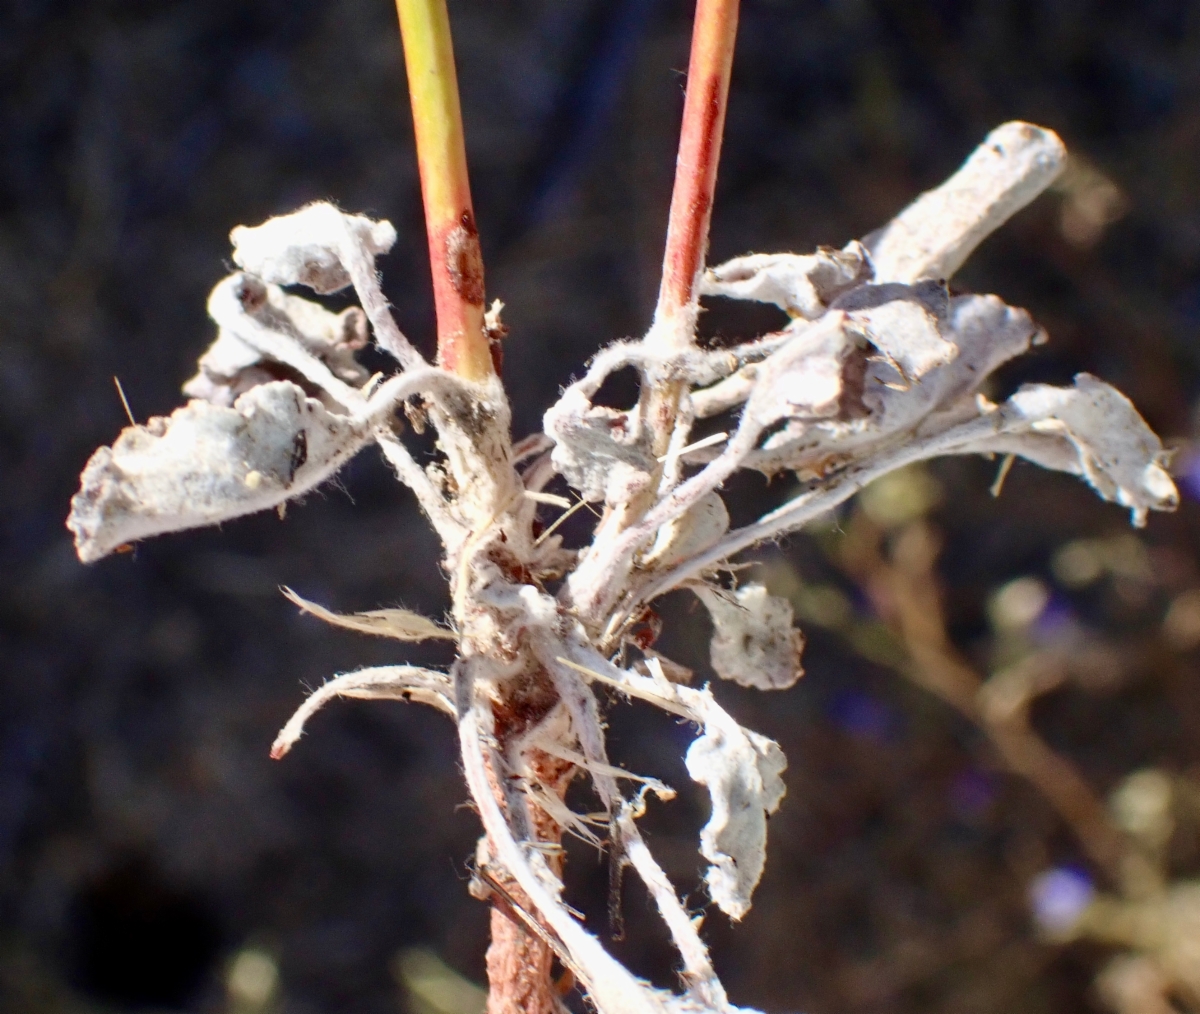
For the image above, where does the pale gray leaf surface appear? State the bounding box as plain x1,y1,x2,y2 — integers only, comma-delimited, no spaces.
641,492,730,570
836,280,955,381
281,587,457,642
753,293,1040,476
684,689,787,920
693,583,804,690
865,121,1066,283
955,374,1178,526
544,388,655,504
69,381,371,562
701,242,870,319
185,279,368,407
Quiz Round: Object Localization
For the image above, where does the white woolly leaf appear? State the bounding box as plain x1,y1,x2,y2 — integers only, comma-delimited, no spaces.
68,381,371,562
693,583,804,690
281,587,457,642
754,293,1041,476
230,202,397,294
543,388,655,504
742,314,854,428
836,280,956,381
701,242,870,319
684,689,787,920
185,277,369,407
960,374,1178,526
865,121,1066,283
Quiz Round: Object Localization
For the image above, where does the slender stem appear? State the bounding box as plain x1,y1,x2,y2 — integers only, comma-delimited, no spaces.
394,0,493,380
652,0,740,349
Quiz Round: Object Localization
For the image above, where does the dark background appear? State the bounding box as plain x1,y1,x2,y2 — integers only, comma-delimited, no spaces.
5,1,1200,1012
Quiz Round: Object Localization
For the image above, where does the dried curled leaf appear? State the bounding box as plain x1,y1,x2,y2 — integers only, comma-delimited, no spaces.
684,689,787,920
271,665,455,759
865,121,1067,283
742,313,855,428
185,276,368,407
282,586,457,642
544,388,655,504
701,242,871,319
753,292,1041,476
693,583,804,690
68,381,371,563
836,280,956,381
231,202,397,294
959,374,1178,526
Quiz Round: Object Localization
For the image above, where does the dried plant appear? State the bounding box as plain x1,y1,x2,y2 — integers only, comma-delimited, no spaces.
65,2,1179,1012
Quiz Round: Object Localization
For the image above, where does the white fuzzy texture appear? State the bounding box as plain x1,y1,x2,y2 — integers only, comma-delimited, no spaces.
231,202,397,294
68,382,371,562
693,584,804,690
951,374,1178,526
700,242,870,319
684,687,788,920
864,120,1067,283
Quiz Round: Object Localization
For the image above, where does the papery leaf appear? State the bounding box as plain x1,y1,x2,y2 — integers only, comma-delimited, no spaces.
231,202,397,294
282,586,457,642
754,293,1041,476
742,313,855,428
701,242,870,319
693,583,804,690
836,280,956,381
865,121,1066,284
68,381,371,563
185,276,369,407
684,688,787,920
958,374,1178,526
641,492,730,570
544,388,656,504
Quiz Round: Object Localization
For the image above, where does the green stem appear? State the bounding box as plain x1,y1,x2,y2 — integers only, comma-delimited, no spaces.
394,0,492,379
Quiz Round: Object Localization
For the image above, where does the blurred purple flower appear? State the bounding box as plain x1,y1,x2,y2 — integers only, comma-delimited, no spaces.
1029,866,1094,934
827,691,894,742
1177,448,1200,503
1031,594,1080,645
949,768,996,821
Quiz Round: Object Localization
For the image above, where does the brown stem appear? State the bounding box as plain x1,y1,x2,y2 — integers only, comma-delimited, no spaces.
652,0,740,349
481,697,575,1014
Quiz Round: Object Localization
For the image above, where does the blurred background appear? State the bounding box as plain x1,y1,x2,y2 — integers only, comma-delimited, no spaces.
5,1,1200,1012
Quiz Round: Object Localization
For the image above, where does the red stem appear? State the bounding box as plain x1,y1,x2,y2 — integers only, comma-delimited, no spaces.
653,0,740,346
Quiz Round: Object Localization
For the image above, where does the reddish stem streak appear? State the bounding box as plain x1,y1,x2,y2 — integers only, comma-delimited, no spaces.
426,209,487,377
656,0,740,333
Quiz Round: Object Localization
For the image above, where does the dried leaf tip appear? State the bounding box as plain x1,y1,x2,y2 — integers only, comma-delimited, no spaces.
281,587,457,642
865,121,1067,284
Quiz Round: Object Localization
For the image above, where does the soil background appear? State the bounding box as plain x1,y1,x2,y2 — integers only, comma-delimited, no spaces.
5,2,1200,1013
